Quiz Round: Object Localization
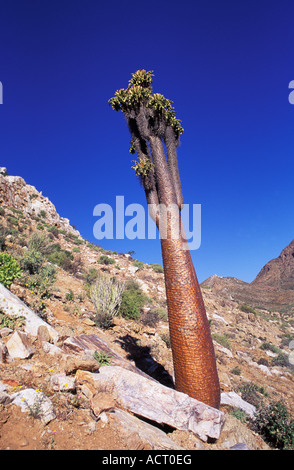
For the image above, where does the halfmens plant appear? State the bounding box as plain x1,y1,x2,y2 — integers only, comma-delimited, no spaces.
109,70,220,407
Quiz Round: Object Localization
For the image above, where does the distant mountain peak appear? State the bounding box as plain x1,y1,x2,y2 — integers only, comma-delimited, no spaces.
252,239,294,291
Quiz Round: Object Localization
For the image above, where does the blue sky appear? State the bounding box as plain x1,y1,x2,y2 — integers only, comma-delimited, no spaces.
1,0,294,283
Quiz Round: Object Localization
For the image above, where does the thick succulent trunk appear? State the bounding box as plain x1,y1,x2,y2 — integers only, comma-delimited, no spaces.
161,235,220,409
147,135,220,409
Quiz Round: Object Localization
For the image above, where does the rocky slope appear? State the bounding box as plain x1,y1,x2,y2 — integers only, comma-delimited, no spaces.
0,168,293,451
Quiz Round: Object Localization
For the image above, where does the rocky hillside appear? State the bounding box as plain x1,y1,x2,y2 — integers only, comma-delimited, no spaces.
0,168,293,451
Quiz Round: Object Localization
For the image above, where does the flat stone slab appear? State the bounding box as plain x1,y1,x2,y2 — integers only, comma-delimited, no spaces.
85,365,225,442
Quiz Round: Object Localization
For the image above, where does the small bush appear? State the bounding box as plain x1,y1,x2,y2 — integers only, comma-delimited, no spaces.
230,408,248,424
28,233,52,255
93,350,112,366
7,216,18,226
238,304,257,315
230,366,242,376
252,400,294,449
66,290,74,301
132,260,144,270
0,253,22,289
98,255,115,265
118,281,147,320
25,264,56,298
260,342,280,354
20,249,44,275
84,268,98,286
238,382,263,408
0,207,5,216
0,310,25,330
47,226,59,237
150,263,164,273
212,333,231,350
46,247,73,268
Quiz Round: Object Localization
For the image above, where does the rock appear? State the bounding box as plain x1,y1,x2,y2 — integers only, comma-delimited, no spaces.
0,391,13,405
128,266,138,275
11,388,56,424
37,325,52,343
221,391,256,418
61,354,99,374
76,369,98,399
90,392,116,418
216,414,270,450
0,283,58,341
110,408,184,450
41,341,64,356
0,327,13,337
87,365,225,442
82,318,96,326
50,373,76,392
229,443,250,450
6,331,34,359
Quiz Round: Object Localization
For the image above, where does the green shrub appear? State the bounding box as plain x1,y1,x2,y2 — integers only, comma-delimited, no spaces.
230,366,242,376
98,254,115,265
252,400,294,449
0,253,22,289
90,273,124,328
47,226,59,237
118,281,147,320
84,268,98,285
66,290,74,301
260,342,280,353
20,249,44,275
230,408,248,424
46,246,73,268
25,264,56,298
0,207,5,216
238,304,257,315
7,216,18,226
93,350,112,366
132,260,144,270
0,311,25,330
212,333,231,350
238,382,263,408
28,233,52,255
150,263,164,273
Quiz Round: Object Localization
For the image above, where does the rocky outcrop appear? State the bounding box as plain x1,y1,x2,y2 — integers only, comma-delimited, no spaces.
0,172,81,237
252,239,294,291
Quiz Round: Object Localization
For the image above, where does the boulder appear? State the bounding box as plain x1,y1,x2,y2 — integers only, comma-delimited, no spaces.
6,331,34,359
78,365,225,442
0,283,58,341
50,373,76,392
109,408,184,450
11,388,56,424
221,391,256,418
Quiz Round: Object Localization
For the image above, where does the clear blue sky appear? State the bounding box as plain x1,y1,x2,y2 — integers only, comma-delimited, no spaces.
1,0,294,283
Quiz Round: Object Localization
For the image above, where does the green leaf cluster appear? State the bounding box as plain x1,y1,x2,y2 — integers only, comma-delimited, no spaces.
108,69,184,136
131,156,154,177
0,253,22,289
